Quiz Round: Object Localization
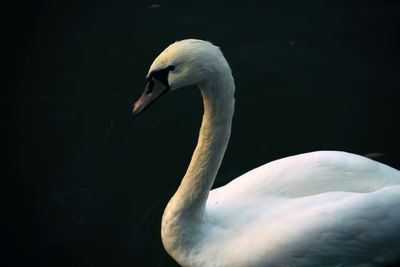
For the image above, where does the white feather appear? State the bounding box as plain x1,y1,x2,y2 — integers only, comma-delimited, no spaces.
139,39,400,266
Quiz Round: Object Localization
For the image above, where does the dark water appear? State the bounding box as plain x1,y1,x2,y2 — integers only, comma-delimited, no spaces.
3,0,400,266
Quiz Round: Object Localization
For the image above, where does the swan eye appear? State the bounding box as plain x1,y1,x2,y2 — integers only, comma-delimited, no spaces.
147,65,175,88
145,80,154,95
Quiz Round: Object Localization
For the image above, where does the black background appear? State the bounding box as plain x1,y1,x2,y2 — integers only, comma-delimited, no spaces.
3,0,400,266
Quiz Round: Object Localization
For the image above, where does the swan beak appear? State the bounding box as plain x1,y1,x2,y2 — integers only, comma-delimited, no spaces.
133,78,169,115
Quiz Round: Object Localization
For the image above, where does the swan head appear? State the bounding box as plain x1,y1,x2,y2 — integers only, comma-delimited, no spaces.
133,39,231,114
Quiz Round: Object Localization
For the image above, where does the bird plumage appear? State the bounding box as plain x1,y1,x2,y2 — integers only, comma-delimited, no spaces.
133,39,400,266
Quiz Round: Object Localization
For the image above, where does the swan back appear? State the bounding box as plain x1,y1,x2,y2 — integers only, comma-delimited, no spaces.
203,151,400,266
210,151,400,200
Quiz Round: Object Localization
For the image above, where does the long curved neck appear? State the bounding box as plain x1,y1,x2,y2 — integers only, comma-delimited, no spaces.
161,66,235,263
177,79,235,216
163,70,235,222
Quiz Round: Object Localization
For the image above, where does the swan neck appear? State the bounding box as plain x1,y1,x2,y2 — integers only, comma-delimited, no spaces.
161,65,235,262
168,76,235,218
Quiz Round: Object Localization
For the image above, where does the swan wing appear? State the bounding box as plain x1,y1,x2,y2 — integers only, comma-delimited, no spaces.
202,151,400,265
209,151,400,200
205,186,400,266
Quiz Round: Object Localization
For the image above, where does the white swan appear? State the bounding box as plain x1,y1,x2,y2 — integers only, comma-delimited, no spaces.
133,39,400,266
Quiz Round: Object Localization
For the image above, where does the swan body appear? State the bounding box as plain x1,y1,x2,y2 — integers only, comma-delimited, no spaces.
133,39,400,266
